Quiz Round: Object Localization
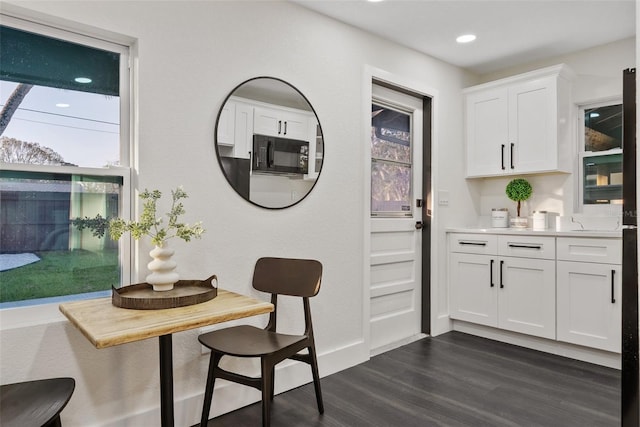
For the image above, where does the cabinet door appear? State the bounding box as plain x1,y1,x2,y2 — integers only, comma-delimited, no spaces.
233,102,253,159
498,257,556,339
465,87,509,177
557,261,621,352
217,100,236,146
449,253,498,327
254,106,310,140
508,76,557,173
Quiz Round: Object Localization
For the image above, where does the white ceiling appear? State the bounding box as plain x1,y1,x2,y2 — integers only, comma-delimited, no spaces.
292,0,636,75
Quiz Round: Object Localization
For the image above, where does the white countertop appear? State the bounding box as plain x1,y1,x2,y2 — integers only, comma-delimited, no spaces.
446,227,622,239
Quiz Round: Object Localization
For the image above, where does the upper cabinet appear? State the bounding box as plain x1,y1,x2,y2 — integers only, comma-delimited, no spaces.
253,105,314,141
464,64,574,178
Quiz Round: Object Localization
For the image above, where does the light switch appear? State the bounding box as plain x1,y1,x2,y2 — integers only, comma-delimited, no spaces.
438,190,450,206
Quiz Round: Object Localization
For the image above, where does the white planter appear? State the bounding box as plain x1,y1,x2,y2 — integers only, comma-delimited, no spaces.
510,217,529,228
146,244,179,291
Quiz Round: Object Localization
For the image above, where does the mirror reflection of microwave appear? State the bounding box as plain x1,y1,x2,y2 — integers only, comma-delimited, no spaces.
252,134,309,175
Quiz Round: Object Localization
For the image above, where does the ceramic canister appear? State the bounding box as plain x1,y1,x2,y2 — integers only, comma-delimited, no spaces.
491,208,509,228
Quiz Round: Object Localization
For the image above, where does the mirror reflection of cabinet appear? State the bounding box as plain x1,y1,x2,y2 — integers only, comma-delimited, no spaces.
215,77,324,209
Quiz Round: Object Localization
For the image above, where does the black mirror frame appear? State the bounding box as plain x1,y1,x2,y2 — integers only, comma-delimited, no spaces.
215,76,324,210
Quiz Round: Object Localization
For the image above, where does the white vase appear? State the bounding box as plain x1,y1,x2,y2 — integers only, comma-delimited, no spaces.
146,244,179,291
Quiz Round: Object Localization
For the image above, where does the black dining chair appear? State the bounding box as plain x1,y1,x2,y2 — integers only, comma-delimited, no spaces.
0,377,75,427
198,257,324,427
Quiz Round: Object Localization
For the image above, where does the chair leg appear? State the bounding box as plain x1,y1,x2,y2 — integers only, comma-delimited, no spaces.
44,416,62,427
269,366,275,401
201,352,223,427
308,345,324,414
261,358,273,427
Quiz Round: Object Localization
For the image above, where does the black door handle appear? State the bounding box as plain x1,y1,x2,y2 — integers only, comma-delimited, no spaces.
500,260,504,288
611,270,616,303
510,143,515,169
501,144,506,170
415,221,423,230
490,259,494,287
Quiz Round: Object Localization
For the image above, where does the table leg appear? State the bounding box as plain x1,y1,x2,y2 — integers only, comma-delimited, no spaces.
159,334,174,427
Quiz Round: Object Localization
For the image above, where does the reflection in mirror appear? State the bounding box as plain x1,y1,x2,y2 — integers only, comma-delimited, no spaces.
215,77,324,209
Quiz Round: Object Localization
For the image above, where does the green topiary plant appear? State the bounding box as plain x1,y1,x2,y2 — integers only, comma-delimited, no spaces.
505,178,532,217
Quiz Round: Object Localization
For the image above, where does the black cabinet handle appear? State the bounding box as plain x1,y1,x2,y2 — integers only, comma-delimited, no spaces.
501,144,506,170
278,120,282,134
490,259,494,287
611,270,616,303
499,260,504,288
510,143,515,169
459,241,487,246
508,244,542,250
284,121,288,135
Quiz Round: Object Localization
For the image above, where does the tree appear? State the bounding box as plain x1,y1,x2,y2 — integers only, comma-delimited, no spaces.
0,136,73,165
0,83,33,135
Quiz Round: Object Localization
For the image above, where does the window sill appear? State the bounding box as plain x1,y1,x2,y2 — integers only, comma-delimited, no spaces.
0,291,109,331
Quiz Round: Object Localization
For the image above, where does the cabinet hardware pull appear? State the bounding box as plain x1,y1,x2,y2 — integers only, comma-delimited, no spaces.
500,260,504,288
459,241,486,246
284,121,287,135
508,244,542,250
501,144,506,170
490,259,494,287
278,120,282,134
611,270,616,303
510,143,515,169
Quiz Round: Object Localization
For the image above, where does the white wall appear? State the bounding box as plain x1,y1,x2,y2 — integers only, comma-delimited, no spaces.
467,38,635,225
0,1,473,426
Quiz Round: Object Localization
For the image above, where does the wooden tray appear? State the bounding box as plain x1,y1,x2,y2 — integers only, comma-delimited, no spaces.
112,274,218,310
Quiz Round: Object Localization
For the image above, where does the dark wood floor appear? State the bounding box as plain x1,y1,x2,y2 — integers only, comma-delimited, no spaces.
200,331,620,427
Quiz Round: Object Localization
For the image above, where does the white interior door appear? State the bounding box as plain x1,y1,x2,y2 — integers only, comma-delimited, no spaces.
369,84,423,353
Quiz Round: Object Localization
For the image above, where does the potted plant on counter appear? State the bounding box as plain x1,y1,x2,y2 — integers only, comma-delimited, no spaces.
506,178,532,228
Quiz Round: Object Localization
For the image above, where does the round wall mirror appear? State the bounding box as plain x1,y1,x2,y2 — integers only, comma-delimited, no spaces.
215,77,324,209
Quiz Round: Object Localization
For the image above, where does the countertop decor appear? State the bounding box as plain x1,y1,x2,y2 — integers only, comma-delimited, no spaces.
109,187,205,291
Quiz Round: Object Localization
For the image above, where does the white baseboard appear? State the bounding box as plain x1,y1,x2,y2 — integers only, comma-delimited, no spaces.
370,333,427,357
453,320,621,369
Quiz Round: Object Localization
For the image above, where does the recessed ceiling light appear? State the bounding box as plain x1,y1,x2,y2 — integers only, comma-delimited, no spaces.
456,34,477,44
56,103,70,108
367,0,384,2
75,77,92,84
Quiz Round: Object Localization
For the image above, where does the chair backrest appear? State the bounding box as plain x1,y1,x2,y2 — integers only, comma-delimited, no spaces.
252,257,322,297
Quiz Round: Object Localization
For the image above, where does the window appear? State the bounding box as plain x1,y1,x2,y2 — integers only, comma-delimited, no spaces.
578,102,623,213
370,102,413,217
0,17,130,307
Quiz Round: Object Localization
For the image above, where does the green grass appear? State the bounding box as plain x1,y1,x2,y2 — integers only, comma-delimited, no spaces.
0,249,119,303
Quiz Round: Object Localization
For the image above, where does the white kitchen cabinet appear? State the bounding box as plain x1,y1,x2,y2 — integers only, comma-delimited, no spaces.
217,100,236,147
464,64,573,178
498,255,556,339
556,238,622,352
216,98,252,159
253,105,312,141
449,233,556,340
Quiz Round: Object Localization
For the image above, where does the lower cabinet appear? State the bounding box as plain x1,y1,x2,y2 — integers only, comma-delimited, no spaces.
498,256,555,339
556,237,622,352
449,233,556,340
449,233,622,352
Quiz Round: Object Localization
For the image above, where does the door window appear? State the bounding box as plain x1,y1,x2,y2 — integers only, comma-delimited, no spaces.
371,102,413,217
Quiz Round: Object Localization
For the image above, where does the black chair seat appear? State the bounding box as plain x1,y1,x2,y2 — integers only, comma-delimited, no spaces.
199,325,307,357
0,377,75,427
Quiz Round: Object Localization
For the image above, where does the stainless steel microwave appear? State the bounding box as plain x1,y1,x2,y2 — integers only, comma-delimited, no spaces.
252,134,309,175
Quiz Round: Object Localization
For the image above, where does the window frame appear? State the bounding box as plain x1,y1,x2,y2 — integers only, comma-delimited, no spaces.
576,97,623,216
0,12,134,318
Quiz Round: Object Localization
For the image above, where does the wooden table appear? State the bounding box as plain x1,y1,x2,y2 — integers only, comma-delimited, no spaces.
59,289,273,427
